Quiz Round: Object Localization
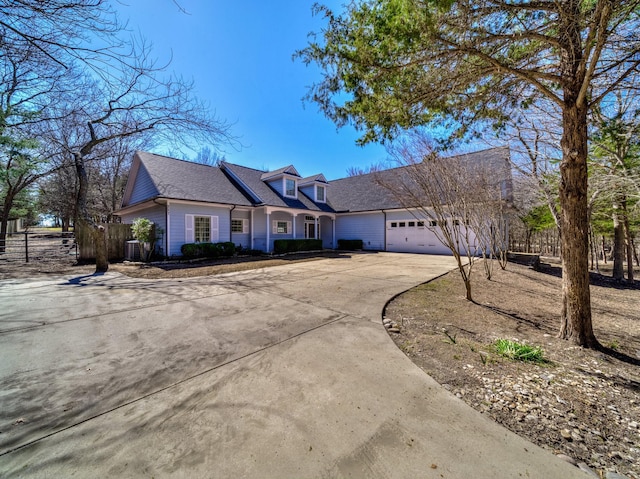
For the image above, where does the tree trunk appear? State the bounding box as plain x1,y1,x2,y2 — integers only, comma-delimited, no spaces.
557,99,599,348
74,152,109,273
0,190,16,254
622,199,634,283
612,200,624,281
0,212,9,254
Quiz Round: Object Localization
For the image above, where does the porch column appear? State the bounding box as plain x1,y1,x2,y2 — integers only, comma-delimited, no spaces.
292,213,297,240
250,209,254,250
332,217,336,249
315,216,319,239
266,211,271,253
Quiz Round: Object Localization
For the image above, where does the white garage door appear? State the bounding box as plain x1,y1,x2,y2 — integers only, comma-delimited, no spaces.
385,220,450,255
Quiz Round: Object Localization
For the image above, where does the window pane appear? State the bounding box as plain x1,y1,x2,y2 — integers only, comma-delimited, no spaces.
408,221,415,227
399,222,406,227
194,216,210,243
231,219,243,233
429,220,437,227
317,185,325,201
417,221,425,227
277,221,288,234
285,179,296,196
391,222,397,228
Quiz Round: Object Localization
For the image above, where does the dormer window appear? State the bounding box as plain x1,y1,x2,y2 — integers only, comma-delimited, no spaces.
285,178,297,198
316,185,326,203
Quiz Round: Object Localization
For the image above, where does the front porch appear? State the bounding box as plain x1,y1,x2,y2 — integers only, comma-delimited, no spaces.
248,207,336,253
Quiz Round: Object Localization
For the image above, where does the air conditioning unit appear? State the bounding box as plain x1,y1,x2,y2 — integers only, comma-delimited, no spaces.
125,240,141,261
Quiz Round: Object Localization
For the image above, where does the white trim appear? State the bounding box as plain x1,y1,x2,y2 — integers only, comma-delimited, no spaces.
166,201,171,256
283,177,298,199
185,214,194,243
250,210,254,250
292,214,297,240
264,205,335,219
266,212,270,252
168,199,235,209
210,215,219,242
315,185,326,203
231,218,249,234
272,220,292,234
332,218,336,248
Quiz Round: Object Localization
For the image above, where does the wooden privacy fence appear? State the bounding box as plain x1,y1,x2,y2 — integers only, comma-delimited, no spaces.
76,223,134,261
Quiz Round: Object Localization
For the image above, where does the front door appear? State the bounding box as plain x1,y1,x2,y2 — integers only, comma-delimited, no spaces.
305,220,319,239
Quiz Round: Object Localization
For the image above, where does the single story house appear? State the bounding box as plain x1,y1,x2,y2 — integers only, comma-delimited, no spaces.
116,148,511,256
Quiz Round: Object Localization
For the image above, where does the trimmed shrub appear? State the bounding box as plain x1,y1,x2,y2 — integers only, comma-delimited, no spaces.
180,241,238,259
181,243,201,258
273,239,322,254
201,242,220,258
337,239,363,250
219,241,236,257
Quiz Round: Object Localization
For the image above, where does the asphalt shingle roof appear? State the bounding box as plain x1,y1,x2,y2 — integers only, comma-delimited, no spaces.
132,151,254,207
125,147,510,214
327,147,511,212
222,162,335,213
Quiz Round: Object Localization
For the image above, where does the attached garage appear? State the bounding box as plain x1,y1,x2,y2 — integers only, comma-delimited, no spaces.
385,219,452,255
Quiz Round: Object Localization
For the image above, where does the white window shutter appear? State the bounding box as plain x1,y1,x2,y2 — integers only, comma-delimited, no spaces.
287,221,292,234
185,214,194,243
211,216,219,242
242,219,249,234
272,220,277,234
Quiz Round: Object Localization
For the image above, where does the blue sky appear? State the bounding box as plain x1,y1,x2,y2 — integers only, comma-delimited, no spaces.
114,1,389,180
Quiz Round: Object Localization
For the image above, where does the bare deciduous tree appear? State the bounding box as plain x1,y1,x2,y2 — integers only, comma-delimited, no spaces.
381,134,512,301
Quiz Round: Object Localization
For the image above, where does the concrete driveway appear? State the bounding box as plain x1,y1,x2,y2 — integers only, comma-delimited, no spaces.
0,252,585,478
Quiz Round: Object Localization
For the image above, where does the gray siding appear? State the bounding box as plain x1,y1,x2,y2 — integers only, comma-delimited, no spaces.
252,209,268,251
266,178,284,196
299,185,314,201
167,202,232,256
128,164,159,205
336,212,385,250
231,210,251,249
320,216,334,248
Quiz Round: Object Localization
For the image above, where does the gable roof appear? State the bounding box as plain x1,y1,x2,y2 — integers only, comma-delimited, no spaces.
120,147,510,215
222,162,334,212
299,174,328,185
122,151,254,207
259,165,300,181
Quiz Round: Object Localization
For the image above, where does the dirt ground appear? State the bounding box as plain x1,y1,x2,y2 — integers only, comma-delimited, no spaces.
385,259,640,479
0,251,345,280
3,252,638,477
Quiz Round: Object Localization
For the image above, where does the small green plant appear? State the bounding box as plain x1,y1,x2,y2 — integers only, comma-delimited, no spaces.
494,339,546,363
442,329,457,344
606,340,619,351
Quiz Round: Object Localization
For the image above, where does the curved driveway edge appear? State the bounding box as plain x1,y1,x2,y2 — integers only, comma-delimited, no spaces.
0,252,586,478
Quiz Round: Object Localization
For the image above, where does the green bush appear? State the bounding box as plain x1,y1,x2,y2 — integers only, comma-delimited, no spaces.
181,243,201,258
131,217,154,243
273,239,322,254
337,239,363,250
180,241,238,259
201,242,220,258
219,241,236,257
